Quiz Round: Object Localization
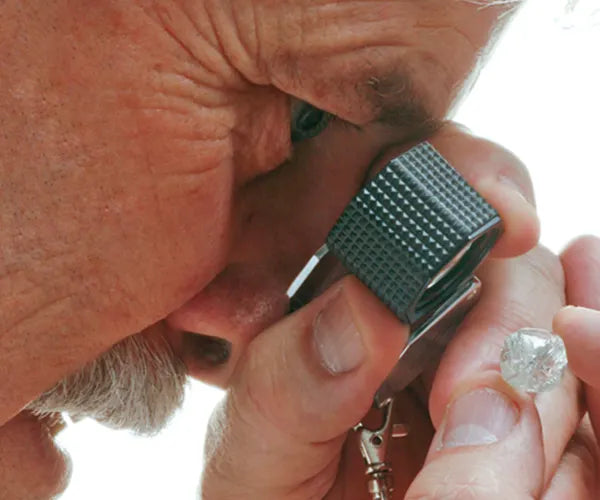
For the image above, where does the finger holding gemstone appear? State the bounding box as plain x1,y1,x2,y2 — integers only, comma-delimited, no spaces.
500,328,568,393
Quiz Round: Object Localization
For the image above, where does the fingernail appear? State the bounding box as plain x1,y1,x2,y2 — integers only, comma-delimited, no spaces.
498,174,534,206
442,388,518,449
453,122,473,135
313,290,365,375
182,332,232,367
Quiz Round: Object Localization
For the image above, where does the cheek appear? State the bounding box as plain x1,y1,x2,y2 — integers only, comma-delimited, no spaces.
163,166,235,293
91,160,236,334
231,87,291,186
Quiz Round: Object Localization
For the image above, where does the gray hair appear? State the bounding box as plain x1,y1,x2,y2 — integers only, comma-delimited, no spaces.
27,333,187,436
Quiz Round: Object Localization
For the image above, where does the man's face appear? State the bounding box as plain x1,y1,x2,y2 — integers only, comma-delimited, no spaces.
2,0,520,444
18,0,521,435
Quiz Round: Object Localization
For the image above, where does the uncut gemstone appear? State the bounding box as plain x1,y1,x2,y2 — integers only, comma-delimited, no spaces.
500,328,568,393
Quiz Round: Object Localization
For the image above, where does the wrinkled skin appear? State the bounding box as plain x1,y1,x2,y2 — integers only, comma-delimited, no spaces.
0,0,517,412
0,0,560,497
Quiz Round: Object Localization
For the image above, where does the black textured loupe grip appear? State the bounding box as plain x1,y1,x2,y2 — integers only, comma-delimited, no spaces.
326,142,502,326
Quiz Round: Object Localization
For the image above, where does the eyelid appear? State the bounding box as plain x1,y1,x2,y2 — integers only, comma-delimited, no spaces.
336,117,363,132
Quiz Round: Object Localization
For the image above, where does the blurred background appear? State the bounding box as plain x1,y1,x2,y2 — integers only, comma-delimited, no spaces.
56,0,600,498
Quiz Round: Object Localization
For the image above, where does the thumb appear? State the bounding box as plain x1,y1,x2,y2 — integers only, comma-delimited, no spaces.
201,276,408,499
406,375,545,500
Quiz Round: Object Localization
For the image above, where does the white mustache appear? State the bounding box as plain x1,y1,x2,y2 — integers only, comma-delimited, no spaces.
26,333,187,436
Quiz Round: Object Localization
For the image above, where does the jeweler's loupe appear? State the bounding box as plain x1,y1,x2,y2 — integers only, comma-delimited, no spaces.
287,142,504,407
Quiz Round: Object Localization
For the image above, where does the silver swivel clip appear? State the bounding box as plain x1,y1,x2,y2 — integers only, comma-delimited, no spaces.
354,399,409,500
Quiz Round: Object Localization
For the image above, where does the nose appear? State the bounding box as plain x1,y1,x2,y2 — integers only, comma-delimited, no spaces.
166,120,408,387
165,263,291,387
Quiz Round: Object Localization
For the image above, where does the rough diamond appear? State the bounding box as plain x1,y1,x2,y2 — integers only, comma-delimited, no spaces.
500,328,568,393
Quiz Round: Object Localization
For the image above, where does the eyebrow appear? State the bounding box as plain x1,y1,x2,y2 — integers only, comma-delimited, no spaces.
367,70,443,137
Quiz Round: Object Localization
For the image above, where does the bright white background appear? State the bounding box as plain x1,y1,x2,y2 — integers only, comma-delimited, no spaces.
57,1,600,498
